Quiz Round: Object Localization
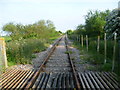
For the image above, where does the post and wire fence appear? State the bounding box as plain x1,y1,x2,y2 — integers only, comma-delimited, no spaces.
68,33,118,73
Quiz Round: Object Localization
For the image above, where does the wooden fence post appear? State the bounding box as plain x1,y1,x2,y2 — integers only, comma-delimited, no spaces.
81,35,83,47
0,38,8,69
104,33,107,64
97,36,100,52
86,35,88,51
112,33,117,71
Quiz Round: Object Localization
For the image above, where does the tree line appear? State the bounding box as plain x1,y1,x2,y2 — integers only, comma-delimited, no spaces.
67,8,120,39
3,20,61,41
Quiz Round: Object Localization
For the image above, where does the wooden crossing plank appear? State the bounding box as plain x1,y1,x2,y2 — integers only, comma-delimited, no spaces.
2,70,21,88
32,73,43,89
1,69,13,78
37,73,46,89
7,70,28,89
95,72,110,89
21,70,36,88
4,70,27,89
41,73,49,89
108,72,118,82
66,73,70,88
57,73,63,88
97,72,115,89
78,73,86,90
16,70,33,88
62,73,66,88
101,72,119,89
104,72,120,88
78,72,120,90
70,73,75,88
52,73,59,88
46,73,54,88
89,72,104,89
1,69,18,83
12,70,30,89
81,72,91,89
1,70,120,89
85,73,95,89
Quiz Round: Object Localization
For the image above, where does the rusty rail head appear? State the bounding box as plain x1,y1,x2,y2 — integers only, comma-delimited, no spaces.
65,35,81,89
25,37,62,89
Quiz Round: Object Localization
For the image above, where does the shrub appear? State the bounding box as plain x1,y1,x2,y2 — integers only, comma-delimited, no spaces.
6,39,46,64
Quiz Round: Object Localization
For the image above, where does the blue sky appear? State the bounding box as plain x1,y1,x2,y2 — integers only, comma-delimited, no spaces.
0,0,118,33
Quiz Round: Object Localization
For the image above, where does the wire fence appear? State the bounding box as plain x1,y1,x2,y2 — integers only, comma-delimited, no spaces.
68,33,119,75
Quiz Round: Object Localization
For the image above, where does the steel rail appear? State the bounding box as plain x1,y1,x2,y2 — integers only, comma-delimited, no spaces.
65,35,81,89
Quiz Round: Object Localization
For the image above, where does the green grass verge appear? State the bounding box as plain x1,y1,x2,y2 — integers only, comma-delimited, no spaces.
72,40,119,76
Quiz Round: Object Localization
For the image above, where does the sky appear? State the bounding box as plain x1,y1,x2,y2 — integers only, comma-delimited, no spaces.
0,0,119,34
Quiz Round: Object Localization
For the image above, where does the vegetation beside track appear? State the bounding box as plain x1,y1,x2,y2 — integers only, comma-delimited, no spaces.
1,20,62,66
71,39,119,73
67,9,120,76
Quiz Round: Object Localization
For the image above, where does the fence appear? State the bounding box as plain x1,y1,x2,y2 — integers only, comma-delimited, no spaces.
68,33,119,73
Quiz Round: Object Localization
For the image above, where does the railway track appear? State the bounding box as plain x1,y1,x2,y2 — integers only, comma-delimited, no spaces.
26,35,81,89
1,35,120,89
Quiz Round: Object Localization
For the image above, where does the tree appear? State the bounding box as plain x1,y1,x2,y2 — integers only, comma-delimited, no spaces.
66,30,73,35
2,23,25,40
85,10,110,37
75,24,86,35
3,22,17,32
104,8,120,39
2,20,59,40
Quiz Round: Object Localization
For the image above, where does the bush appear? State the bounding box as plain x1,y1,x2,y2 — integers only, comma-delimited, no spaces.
6,39,46,64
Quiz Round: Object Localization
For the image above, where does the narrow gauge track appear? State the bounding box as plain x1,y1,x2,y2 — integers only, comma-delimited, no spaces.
1,36,120,89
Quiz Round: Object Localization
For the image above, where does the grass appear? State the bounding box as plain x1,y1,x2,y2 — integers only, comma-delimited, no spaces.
64,51,73,54
70,37,119,76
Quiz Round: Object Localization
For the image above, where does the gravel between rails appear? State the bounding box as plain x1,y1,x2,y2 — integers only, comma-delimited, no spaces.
43,36,71,73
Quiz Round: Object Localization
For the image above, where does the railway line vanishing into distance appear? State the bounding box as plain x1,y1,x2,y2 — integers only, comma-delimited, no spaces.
1,35,120,89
